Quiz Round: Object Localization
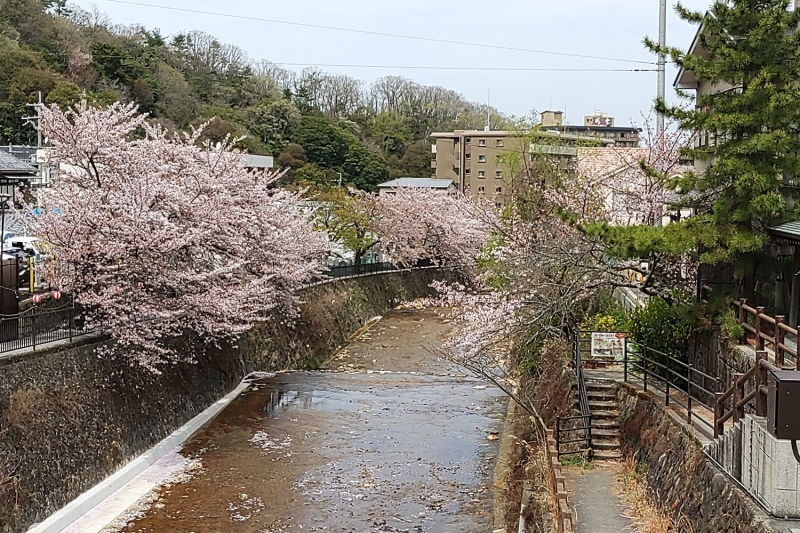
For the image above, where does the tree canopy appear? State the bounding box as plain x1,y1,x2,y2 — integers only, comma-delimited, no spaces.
0,0,509,190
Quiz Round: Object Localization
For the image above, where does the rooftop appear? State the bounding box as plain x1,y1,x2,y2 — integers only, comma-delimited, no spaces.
377,178,454,189
769,221,800,244
0,151,37,176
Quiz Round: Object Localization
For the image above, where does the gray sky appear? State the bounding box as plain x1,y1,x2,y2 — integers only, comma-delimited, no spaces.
71,0,710,127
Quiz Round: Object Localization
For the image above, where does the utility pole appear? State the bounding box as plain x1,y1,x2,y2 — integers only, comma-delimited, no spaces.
656,0,667,137
23,92,43,148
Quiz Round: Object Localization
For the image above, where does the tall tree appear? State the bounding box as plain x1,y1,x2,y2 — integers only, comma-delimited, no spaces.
647,0,800,278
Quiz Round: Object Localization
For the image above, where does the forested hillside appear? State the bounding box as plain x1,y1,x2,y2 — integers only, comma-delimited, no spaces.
0,0,508,189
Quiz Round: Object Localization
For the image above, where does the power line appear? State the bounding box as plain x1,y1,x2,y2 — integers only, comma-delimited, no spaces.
269,63,657,72
99,0,656,66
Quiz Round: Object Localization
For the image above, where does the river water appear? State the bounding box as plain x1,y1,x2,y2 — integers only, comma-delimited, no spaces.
116,308,506,533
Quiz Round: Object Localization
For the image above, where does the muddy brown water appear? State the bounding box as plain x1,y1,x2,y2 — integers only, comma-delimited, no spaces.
119,309,506,533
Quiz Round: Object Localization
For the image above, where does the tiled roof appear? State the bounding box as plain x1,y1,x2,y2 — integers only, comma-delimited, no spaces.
769,222,800,243
0,151,37,175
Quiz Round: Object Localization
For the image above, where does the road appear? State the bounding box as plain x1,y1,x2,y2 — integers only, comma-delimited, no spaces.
111,308,506,533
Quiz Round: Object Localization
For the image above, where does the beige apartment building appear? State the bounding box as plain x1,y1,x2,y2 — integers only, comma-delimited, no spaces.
431,127,614,204
540,110,642,147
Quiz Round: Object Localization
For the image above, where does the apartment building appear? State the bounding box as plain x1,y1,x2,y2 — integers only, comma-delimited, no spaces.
430,129,612,204
540,110,641,147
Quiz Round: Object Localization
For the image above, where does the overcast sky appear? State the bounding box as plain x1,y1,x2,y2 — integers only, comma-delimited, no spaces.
70,0,710,127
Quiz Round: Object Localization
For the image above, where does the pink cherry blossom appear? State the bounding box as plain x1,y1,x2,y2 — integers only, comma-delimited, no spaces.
29,102,329,370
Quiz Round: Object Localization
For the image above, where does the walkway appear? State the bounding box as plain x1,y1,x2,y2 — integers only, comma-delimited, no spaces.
565,464,635,533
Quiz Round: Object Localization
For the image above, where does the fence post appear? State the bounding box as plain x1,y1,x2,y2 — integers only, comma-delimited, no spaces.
665,357,670,406
31,305,36,352
688,395,693,425
643,346,648,392
756,351,768,417
556,417,560,456
623,337,628,383
714,392,723,438
733,372,744,423
68,304,73,343
755,307,766,351
775,316,786,367
738,298,748,345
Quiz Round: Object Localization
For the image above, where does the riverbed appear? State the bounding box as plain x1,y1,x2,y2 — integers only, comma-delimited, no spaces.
111,308,506,533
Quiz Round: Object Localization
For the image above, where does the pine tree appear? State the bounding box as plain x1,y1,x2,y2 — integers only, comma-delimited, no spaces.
648,0,800,270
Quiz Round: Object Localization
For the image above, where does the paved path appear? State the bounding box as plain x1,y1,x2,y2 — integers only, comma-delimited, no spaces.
565,464,636,533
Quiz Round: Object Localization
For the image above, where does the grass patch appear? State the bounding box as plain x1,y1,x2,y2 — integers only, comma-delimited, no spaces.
558,454,594,469
616,457,695,533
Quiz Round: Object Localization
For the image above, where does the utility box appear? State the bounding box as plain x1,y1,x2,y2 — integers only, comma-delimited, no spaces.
767,370,800,439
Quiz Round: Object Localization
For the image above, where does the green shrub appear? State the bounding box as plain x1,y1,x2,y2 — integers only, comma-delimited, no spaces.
717,310,744,341
628,291,696,363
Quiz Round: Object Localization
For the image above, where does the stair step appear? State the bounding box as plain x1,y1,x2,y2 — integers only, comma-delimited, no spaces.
588,400,618,409
591,410,619,420
591,428,620,438
586,381,617,390
587,393,617,402
592,439,620,450
593,450,624,461
591,420,620,430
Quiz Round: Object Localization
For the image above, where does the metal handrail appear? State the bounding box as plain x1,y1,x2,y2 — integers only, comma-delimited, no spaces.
556,332,594,458
624,340,717,433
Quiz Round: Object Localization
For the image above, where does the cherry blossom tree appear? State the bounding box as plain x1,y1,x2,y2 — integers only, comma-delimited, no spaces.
29,101,329,370
427,119,695,410
374,187,493,267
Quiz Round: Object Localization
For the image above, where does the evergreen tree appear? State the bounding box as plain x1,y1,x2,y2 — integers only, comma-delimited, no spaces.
648,0,800,271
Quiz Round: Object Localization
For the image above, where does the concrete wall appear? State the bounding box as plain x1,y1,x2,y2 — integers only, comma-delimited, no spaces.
0,269,455,533
741,414,800,518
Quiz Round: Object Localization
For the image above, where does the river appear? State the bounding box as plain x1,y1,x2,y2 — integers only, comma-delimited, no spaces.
113,308,506,533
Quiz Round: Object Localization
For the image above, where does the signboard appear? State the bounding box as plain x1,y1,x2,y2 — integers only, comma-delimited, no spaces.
591,332,626,361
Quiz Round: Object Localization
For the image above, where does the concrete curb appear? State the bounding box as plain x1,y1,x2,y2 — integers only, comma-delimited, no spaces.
26,380,252,533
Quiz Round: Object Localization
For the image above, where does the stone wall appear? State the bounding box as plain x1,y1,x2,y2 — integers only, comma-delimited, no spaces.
0,269,454,533
618,384,776,533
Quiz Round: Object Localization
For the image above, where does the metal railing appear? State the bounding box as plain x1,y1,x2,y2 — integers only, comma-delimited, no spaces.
624,340,718,434
555,332,593,457
0,302,86,355
323,262,399,279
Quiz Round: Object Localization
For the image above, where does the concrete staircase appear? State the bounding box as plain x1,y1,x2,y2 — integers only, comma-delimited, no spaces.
586,380,623,461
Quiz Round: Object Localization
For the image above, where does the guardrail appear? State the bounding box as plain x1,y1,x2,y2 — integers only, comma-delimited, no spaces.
623,340,718,435
0,261,447,356
0,302,85,354
731,298,797,368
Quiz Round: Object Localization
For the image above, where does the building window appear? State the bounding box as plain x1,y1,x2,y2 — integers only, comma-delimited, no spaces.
465,137,471,143
465,168,471,175
478,139,486,147
478,186,485,194
465,153,471,159
496,139,504,147
495,186,502,194
478,155,486,163
495,170,503,178
495,202,502,209
478,170,485,178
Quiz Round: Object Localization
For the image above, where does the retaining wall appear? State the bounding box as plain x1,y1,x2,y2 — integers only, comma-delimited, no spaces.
618,384,777,533
0,269,454,533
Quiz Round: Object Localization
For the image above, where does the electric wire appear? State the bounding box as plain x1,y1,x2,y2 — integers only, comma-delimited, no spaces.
98,0,656,66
